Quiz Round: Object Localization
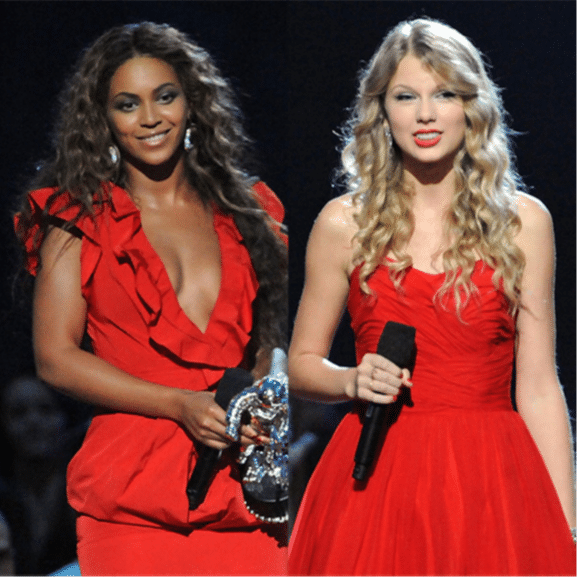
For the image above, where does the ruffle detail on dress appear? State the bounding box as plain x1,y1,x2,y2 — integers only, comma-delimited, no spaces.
17,183,262,371
15,186,104,287
252,180,287,245
106,185,258,369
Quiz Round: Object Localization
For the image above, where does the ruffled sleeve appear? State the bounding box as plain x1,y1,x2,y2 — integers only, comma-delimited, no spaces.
14,187,101,287
252,181,287,245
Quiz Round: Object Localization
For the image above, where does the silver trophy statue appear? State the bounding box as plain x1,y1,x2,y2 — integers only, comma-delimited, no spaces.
225,348,288,523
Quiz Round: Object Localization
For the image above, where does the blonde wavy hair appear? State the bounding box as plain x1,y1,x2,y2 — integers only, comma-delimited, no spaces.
340,18,525,316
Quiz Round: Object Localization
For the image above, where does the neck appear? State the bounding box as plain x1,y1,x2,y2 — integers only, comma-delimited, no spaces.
123,151,195,208
403,154,456,212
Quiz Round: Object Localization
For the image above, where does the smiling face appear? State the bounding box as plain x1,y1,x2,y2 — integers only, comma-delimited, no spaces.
384,54,466,168
107,56,189,170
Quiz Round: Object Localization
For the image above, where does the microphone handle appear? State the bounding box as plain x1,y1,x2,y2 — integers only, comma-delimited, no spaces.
352,321,415,482
186,367,254,510
352,403,390,481
186,446,222,509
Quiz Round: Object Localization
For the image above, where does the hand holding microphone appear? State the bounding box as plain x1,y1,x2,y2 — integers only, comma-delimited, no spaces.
353,321,416,482
180,377,264,451
355,352,413,404
186,349,288,522
186,368,261,510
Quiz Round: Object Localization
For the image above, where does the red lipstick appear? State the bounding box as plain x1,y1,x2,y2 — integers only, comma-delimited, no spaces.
413,129,442,148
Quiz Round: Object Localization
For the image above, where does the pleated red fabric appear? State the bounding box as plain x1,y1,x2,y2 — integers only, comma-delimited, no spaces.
16,181,287,574
289,263,575,576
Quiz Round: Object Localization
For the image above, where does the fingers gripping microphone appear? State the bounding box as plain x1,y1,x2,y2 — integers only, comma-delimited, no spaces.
352,321,415,482
187,368,253,509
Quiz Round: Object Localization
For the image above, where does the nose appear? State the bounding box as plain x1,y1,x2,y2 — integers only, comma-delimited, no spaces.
140,101,161,128
417,97,436,123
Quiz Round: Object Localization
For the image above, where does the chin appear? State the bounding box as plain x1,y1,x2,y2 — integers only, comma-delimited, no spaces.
124,146,184,170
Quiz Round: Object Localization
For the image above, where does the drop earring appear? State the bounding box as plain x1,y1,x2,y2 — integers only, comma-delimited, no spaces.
184,127,193,151
384,125,393,149
108,145,120,166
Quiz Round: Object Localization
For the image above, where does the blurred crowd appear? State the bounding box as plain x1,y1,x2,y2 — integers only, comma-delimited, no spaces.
0,374,90,575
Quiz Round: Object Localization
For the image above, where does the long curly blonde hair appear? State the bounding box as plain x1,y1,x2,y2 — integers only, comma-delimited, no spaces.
340,18,525,315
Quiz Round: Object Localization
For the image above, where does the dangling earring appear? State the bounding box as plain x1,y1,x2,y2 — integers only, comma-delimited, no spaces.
109,145,120,166
184,127,193,151
384,125,393,149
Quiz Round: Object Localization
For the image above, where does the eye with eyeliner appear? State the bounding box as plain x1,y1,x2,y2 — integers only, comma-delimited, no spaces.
111,88,180,113
157,90,180,104
113,99,138,112
393,92,416,101
392,89,457,102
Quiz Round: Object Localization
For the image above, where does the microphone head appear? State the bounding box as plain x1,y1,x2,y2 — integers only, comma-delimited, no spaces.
214,368,254,410
376,321,416,369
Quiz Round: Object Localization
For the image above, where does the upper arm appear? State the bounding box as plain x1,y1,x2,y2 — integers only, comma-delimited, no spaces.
289,196,357,361
33,227,87,368
514,193,559,398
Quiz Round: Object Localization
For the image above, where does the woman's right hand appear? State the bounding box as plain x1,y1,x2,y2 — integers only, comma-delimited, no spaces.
346,353,412,404
33,227,267,450
178,390,265,450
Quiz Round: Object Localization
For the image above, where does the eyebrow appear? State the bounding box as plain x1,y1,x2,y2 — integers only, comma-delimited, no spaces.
389,82,449,92
111,82,180,100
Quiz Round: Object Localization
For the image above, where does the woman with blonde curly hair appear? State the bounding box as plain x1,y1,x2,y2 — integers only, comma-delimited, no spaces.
288,18,575,575
14,22,287,575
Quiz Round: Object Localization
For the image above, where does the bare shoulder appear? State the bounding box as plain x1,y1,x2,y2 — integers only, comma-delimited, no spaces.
312,193,359,242
306,194,359,277
515,191,555,254
516,192,553,234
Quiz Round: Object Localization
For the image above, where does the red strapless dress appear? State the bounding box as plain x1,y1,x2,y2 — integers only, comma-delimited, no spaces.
289,262,575,575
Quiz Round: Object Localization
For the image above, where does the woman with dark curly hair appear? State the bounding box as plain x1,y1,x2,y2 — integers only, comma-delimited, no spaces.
14,22,287,575
288,18,575,575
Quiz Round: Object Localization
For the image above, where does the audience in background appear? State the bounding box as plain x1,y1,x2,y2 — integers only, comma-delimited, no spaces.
0,375,86,575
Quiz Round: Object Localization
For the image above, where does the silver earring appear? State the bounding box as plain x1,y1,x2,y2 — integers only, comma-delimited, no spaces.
108,145,120,166
384,126,393,149
184,127,193,151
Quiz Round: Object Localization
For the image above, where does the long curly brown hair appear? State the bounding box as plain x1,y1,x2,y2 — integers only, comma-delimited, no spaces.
339,18,525,316
15,21,287,361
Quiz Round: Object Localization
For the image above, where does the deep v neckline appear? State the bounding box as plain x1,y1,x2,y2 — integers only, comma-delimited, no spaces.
144,209,224,336
118,187,224,336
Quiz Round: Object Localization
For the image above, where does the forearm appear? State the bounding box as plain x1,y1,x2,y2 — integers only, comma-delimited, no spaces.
35,344,188,422
288,350,357,403
517,386,576,527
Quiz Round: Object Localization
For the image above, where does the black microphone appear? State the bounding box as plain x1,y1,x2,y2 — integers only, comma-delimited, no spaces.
353,321,416,482
187,368,253,509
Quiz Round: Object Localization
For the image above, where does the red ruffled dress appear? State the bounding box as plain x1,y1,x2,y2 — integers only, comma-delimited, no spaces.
17,181,287,576
289,262,575,576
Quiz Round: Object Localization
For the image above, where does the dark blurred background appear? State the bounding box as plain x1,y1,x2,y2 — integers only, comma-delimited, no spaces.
0,0,574,570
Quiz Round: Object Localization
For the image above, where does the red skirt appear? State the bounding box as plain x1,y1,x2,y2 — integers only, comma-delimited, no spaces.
77,514,287,575
289,409,576,576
